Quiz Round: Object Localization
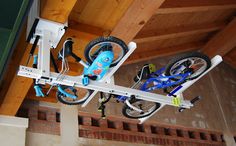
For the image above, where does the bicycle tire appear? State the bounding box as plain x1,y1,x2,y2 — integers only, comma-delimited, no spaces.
84,36,128,67
122,99,161,119
165,52,211,81
57,86,93,105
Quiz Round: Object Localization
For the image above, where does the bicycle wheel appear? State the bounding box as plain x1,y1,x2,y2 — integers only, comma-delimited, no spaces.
57,85,93,105
165,52,211,81
84,36,128,67
122,99,161,119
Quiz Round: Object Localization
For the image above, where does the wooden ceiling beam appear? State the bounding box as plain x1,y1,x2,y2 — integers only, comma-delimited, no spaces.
111,0,165,43
124,42,205,65
202,18,236,58
223,48,236,69
40,0,77,23
0,0,77,115
158,0,236,14
69,20,105,36
134,22,226,43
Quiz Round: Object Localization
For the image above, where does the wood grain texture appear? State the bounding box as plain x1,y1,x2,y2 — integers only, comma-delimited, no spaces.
110,0,165,43
158,0,236,13
134,22,226,43
70,0,133,31
41,0,77,23
202,18,236,58
125,42,204,65
223,48,236,69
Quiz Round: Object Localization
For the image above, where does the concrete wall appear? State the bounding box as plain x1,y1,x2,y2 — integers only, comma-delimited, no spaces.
26,132,160,146
0,115,28,146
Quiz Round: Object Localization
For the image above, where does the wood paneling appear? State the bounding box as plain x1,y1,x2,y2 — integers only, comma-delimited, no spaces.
135,33,211,53
134,22,225,43
40,0,77,23
203,18,236,58
223,48,236,69
110,0,165,43
125,42,204,65
69,0,133,31
139,9,235,32
158,0,236,13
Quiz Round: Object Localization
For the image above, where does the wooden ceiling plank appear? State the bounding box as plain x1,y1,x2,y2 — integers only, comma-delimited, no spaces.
202,18,236,58
69,20,105,36
124,42,205,65
0,45,34,115
158,0,236,14
110,0,165,43
0,1,78,115
134,22,226,43
223,48,236,68
40,0,77,23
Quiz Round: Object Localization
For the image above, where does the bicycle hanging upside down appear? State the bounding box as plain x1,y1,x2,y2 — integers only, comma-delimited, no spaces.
18,18,223,123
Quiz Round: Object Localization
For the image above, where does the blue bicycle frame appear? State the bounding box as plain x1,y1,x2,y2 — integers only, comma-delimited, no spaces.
116,67,191,102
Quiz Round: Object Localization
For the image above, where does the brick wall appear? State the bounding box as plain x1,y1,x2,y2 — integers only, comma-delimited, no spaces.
17,103,226,146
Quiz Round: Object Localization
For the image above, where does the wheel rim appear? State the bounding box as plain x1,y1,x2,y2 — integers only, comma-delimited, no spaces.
88,42,125,65
57,87,92,104
169,57,207,79
126,101,159,118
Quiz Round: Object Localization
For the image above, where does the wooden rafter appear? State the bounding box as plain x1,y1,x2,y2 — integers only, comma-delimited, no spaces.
40,0,77,23
0,0,77,115
125,42,205,65
223,48,236,69
111,0,165,43
134,22,226,43
202,18,236,58
158,0,236,14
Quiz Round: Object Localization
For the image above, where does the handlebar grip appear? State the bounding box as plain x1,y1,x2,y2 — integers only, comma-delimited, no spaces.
58,86,77,99
190,96,201,104
34,85,44,97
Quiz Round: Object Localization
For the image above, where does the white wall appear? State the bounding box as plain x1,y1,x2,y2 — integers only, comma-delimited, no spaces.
0,115,28,146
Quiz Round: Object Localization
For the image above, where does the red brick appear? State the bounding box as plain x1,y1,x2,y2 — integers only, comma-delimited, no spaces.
83,116,91,126
114,121,123,129
99,119,108,128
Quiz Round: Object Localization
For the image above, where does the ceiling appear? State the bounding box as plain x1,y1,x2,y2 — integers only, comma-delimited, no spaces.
0,0,236,115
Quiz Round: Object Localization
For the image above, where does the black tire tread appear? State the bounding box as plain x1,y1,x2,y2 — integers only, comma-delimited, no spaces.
57,89,92,105
122,99,161,119
165,52,211,81
84,36,128,67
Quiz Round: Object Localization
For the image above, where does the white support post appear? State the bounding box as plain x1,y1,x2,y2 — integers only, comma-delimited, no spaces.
39,31,51,77
60,104,79,146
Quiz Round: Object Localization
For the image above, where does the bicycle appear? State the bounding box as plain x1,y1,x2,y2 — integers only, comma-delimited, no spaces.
32,36,211,119
33,36,129,104
98,52,211,119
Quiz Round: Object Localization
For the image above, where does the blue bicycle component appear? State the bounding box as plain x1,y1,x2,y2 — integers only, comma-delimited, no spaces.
57,86,77,99
34,85,44,97
32,55,45,97
83,50,114,81
56,36,128,105
116,67,191,102
121,52,211,119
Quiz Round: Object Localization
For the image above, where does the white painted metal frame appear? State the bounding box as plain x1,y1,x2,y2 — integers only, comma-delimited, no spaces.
18,19,223,123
